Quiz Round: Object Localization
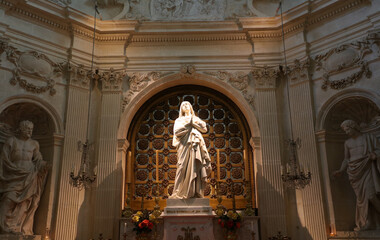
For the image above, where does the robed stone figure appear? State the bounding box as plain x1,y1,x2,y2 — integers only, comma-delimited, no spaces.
333,120,380,231
0,120,49,235
170,101,211,199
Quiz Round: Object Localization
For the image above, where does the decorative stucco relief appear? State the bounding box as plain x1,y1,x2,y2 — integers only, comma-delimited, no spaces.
205,70,254,107
0,38,64,96
47,0,71,6
287,59,310,83
314,33,379,90
252,65,279,89
99,68,126,91
122,71,161,110
66,63,91,88
99,0,258,21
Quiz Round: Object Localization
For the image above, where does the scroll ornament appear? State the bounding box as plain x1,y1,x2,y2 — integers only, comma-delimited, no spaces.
0,38,64,96
314,33,377,90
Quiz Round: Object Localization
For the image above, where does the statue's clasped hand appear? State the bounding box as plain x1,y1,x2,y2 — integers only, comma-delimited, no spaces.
369,152,377,161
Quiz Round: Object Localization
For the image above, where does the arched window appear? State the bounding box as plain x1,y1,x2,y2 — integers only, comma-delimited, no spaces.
126,85,254,210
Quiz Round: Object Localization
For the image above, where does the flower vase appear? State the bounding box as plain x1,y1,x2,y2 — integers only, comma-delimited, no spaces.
226,230,238,240
136,232,151,240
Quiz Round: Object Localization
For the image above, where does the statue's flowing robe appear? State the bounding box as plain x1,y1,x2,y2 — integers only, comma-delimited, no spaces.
0,136,48,235
346,133,380,230
170,116,210,199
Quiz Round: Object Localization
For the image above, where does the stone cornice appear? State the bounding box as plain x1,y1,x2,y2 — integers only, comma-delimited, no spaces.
0,0,371,43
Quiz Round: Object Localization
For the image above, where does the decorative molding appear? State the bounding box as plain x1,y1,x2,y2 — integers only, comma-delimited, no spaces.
205,70,254,107
130,33,247,43
180,64,196,77
47,0,71,6
122,71,161,110
252,65,279,90
287,59,310,84
0,38,64,96
314,33,376,90
66,63,91,88
99,0,257,21
99,68,126,92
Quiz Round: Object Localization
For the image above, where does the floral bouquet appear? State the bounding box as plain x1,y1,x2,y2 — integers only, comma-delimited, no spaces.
217,210,242,231
131,210,155,235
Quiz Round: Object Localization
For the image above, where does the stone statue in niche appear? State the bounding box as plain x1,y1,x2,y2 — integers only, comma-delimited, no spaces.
333,120,380,231
169,101,211,199
0,120,49,235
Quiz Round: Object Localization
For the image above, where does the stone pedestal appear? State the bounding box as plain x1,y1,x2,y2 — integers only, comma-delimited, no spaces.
162,199,214,240
0,235,41,240
331,231,380,240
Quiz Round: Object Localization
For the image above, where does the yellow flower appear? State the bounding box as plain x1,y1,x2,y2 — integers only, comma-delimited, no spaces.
215,208,225,217
227,210,234,218
136,211,143,217
232,212,238,220
149,214,156,221
132,215,140,223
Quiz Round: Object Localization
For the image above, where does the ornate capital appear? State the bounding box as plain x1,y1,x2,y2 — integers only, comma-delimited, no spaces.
100,68,126,92
66,63,90,89
287,59,310,84
252,65,279,90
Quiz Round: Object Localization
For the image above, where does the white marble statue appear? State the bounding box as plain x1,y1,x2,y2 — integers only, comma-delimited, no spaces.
333,120,380,231
170,101,211,199
0,120,49,235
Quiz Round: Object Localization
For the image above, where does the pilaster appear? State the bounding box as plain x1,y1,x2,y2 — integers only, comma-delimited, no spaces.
288,60,327,240
252,66,287,238
93,68,125,239
55,64,90,240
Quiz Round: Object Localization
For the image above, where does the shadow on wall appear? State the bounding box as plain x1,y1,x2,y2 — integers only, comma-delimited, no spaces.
75,155,122,240
256,164,313,240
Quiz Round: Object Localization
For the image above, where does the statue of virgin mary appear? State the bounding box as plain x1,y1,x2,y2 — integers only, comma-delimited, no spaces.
170,101,211,199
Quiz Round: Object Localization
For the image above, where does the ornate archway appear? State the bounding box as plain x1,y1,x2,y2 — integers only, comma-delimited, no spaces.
125,85,255,210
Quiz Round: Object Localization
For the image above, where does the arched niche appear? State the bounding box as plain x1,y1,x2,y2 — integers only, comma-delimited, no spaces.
317,92,380,232
0,96,64,236
124,84,256,211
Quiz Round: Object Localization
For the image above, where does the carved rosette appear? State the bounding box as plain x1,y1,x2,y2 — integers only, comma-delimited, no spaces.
99,68,126,92
314,33,376,90
252,65,279,90
0,38,64,96
180,64,196,77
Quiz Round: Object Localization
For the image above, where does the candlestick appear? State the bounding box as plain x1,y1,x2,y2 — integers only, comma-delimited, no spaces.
126,151,132,183
244,150,249,181
217,149,221,181
156,150,159,183
123,222,127,234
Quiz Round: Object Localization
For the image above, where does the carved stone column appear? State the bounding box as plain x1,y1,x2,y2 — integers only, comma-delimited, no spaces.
252,66,287,238
55,65,91,240
288,60,327,240
93,69,125,239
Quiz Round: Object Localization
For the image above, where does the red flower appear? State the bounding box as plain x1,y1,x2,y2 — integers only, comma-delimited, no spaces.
148,221,154,229
218,219,222,225
236,222,241,228
227,221,234,229
221,222,225,228
139,219,150,229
